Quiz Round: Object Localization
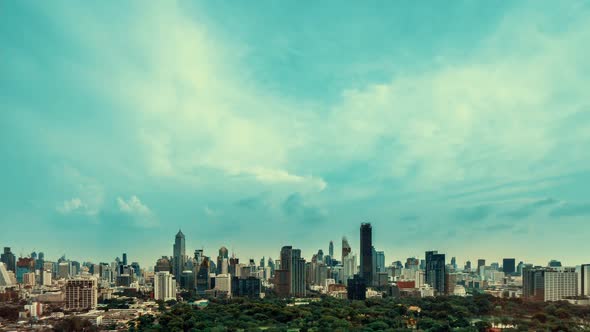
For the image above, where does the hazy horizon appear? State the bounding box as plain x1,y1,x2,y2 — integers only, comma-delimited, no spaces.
2,1,590,268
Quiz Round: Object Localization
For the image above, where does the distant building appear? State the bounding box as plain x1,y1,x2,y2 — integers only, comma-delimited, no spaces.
347,275,367,300
0,248,16,272
173,230,186,282
523,267,577,302
231,276,261,298
65,277,98,311
579,264,590,297
155,256,172,273
360,223,373,285
341,237,352,262
154,271,176,301
503,258,516,275
425,251,446,295
0,262,15,287
214,274,231,296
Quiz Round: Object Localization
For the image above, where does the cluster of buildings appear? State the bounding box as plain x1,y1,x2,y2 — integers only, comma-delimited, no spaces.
1,222,589,329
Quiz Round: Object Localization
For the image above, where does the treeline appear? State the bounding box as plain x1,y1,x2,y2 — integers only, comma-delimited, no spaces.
127,294,590,332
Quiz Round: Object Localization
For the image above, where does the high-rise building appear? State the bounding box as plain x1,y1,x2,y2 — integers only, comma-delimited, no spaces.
291,249,306,297
342,237,351,263
425,251,446,295
16,257,35,283
154,271,176,301
329,241,334,259
347,274,366,300
579,264,590,297
503,258,516,275
155,257,172,272
523,267,577,302
173,230,186,282
548,260,562,268
477,259,486,270
450,257,457,270
122,253,128,266
217,247,229,274
1,248,16,272
195,257,211,294
360,223,373,285
375,251,385,273
65,277,98,311
343,254,357,286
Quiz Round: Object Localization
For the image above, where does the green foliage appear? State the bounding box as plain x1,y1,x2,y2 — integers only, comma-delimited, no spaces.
128,294,590,332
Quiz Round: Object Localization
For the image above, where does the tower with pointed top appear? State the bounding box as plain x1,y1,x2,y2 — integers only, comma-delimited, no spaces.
173,230,186,282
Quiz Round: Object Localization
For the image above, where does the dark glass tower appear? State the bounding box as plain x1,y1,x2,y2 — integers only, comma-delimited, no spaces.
360,222,373,285
173,230,186,281
503,258,516,275
425,251,446,295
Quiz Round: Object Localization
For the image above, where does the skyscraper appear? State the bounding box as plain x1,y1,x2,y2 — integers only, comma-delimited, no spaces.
360,222,373,285
477,259,486,270
291,249,306,297
503,258,516,275
425,251,446,295
341,237,351,262
217,246,228,274
173,230,186,281
329,241,334,259
375,251,385,273
1,248,16,272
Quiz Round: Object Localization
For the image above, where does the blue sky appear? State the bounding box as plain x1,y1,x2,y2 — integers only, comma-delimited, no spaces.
1,1,590,268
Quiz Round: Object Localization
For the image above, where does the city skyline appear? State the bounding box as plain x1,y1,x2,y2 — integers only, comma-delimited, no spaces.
2,1,590,267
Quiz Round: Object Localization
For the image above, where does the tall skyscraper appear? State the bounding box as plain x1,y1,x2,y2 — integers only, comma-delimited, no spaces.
503,258,516,275
65,277,98,310
360,222,373,285
154,271,177,301
375,251,385,273
450,257,457,270
329,241,334,259
122,253,128,266
1,248,16,272
173,230,186,281
477,259,486,270
342,237,351,262
425,251,446,295
291,249,306,297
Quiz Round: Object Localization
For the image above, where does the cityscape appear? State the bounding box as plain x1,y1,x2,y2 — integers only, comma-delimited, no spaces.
3,0,590,331
1,222,590,330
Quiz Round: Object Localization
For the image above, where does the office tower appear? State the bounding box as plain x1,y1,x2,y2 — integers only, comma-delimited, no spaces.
347,274,367,300
195,257,211,293
65,277,98,310
329,241,334,259
58,262,71,279
214,274,232,296
122,253,127,266
130,262,141,278
71,261,81,276
342,237,351,263
154,271,177,301
343,254,357,286
523,267,577,301
360,223,373,285
291,249,306,297
548,260,562,267
180,270,194,290
477,259,486,270
23,272,36,286
267,258,275,276
217,246,229,274
405,257,419,271
445,272,457,295
35,252,45,271
580,264,590,297
231,276,262,298
450,257,457,270
425,251,446,295
503,258,516,275
317,249,324,263
375,251,385,273
260,257,265,268
1,248,16,272
173,230,186,281
517,261,525,275
0,262,15,287
16,257,35,283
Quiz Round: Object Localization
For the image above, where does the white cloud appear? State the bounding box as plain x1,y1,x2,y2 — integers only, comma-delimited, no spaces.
117,195,158,227
56,198,86,214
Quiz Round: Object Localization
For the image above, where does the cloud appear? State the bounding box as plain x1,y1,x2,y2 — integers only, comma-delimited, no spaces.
117,195,158,227
549,202,590,218
502,197,558,219
454,205,493,223
235,194,269,210
282,192,326,224
56,198,87,214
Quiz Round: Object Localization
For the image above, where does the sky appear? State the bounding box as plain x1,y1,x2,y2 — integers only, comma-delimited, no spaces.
1,0,590,268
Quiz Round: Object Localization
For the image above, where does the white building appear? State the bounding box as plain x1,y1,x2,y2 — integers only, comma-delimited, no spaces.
214,274,232,296
154,271,176,301
24,302,43,318
544,268,577,302
0,262,15,288
42,270,53,286
342,254,357,285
